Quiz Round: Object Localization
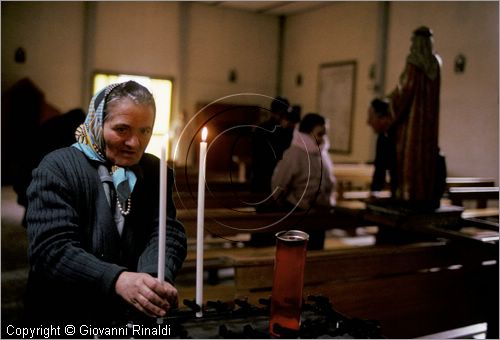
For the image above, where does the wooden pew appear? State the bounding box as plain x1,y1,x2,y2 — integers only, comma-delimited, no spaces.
461,207,499,220
172,165,244,193
180,235,365,274
446,177,496,188
174,163,376,193
174,195,498,337
447,186,499,208
340,190,390,201
176,204,368,238
334,163,374,191
174,179,250,194
177,236,374,302
229,241,498,338
173,186,389,210
174,191,267,209
173,162,377,205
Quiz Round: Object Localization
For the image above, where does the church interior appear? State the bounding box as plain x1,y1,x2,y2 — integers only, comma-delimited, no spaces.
1,1,499,338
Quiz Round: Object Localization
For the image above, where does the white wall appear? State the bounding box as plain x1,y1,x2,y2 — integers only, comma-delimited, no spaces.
93,2,181,114
386,1,499,183
1,2,84,111
94,2,180,76
169,3,280,164
183,3,279,112
282,2,380,164
2,1,498,181
282,1,499,184
2,2,279,166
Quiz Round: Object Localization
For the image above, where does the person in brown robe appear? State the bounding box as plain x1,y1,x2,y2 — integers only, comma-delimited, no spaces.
388,26,442,208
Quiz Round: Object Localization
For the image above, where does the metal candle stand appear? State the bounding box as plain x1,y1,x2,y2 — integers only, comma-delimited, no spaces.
122,295,383,339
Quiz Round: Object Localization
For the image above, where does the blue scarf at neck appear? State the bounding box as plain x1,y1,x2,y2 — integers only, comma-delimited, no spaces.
72,83,137,206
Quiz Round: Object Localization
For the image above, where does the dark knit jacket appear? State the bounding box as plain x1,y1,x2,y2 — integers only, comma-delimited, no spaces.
24,147,187,325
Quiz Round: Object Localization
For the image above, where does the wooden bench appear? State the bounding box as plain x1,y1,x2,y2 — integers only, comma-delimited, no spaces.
174,179,251,194
447,186,499,208
177,204,368,238
446,177,496,188
334,163,374,191
174,191,267,209
461,207,499,219
174,187,392,210
180,235,364,273
340,190,391,201
174,163,376,192
229,240,498,338
174,200,498,337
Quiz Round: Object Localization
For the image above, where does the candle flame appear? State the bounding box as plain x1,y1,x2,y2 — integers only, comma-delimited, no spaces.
201,127,208,142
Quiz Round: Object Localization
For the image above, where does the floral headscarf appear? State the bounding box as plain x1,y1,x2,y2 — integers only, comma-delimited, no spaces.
72,83,137,206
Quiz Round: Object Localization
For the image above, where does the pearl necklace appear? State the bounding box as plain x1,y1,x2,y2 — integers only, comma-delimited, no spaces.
117,196,132,216
109,165,131,216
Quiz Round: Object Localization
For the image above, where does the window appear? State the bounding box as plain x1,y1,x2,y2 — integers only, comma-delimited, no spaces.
92,73,173,159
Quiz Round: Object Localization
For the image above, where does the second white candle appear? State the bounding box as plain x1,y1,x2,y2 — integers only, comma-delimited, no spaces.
158,133,169,283
196,127,208,317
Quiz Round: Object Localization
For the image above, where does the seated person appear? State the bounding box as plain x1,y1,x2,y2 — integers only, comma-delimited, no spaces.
270,113,337,249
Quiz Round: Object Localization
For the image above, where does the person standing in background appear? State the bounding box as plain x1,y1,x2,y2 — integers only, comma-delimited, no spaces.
367,98,397,198
250,96,294,194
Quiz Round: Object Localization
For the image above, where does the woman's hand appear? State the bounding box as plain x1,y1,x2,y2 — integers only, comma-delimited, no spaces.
115,271,178,317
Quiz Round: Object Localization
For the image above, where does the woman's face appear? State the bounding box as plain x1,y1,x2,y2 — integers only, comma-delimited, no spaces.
103,97,155,167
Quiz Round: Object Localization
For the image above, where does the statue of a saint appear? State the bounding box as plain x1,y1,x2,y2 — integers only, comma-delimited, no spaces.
388,26,442,209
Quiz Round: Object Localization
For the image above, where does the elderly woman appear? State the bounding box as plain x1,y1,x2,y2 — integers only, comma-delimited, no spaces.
24,81,187,326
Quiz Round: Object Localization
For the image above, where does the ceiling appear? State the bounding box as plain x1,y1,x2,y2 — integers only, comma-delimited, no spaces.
200,1,331,16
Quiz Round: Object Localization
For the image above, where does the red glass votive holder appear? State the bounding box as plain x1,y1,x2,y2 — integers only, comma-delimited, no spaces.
269,230,309,337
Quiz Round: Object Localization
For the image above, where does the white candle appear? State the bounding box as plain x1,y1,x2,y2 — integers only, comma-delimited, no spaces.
196,127,208,317
158,133,169,283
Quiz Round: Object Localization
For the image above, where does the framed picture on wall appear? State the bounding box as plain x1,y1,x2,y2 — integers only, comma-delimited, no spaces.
317,61,356,154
